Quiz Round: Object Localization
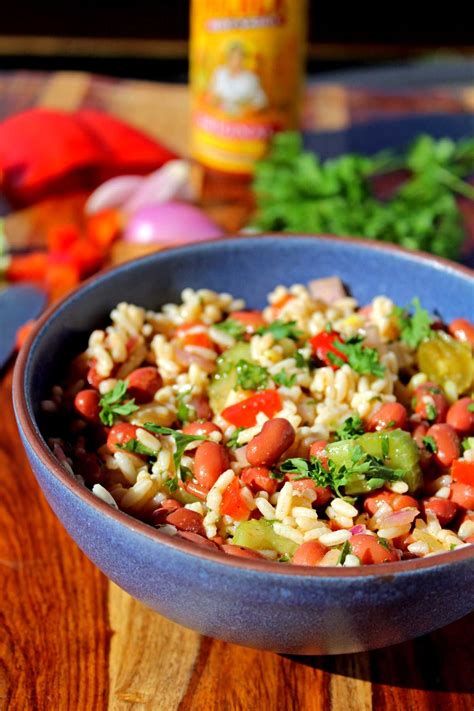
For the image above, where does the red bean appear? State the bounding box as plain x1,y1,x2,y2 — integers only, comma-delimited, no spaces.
74,389,101,423
413,382,448,424
166,508,205,535
309,440,329,469
421,497,458,526
74,451,103,484
193,441,230,491
425,423,460,467
127,367,162,404
190,395,213,421
246,418,295,467
368,402,407,432
289,477,332,506
185,480,209,501
176,531,220,550
229,310,266,334
240,466,277,496
350,534,399,565
412,422,429,448
221,544,264,559
86,363,104,389
450,483,474,510
446,398,474,436
292,541,327,566
182,421,221,437
151,500,183,525
448,318,474,349
107,423,139,453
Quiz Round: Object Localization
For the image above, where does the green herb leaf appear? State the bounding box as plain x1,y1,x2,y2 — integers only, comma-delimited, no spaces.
176,388,196,424
226,427,245,449
236,359,269,391
99,380,139,426
269,469,285,481
381,433,389,459
426,403,437,422
256,320,302,341
468,403,474,413
393,298,433,349
273,369,297,387
214,318,246,340
461,437,474,452
422,435,438,453
143,423,207,476
336,415,365,441
295,349,311,368
337,540,352,565
378,537,391,551
118,439,157,458
334,335,385,377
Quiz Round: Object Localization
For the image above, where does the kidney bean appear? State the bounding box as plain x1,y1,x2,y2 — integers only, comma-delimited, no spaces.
107,422,139,453
166,508,205,535
221,544,264,559
450,483,474,510
74,451,103,484
421,497,458,526
448,318,474,349
127,367,162,404
86,363,104,389
229,310,266,334
350,534,399,564
246,418,295,467
193,441,230,490
185,480,209,501
413,382,448,423
364,491,418,516
176,531,220,550
292,541,327,566
412,422,429,448
74,389,101,423
446,398,474,436
288,476,332,506
240,466,277,495
309,440,329,469
182,421,221,437
191,395,213,421
466,535,474,545
425,423,460,467
151,499,183,525
368,402,407,432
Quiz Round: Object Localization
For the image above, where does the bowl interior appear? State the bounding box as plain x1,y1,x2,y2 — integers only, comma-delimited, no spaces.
25,235,473,429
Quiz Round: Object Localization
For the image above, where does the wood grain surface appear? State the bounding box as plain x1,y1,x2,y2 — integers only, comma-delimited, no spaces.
1,70,474,711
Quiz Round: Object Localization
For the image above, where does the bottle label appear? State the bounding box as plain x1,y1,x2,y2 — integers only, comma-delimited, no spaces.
190,0,306,174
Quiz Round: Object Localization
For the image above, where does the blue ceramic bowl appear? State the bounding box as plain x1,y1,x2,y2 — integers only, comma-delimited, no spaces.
14,235,474,655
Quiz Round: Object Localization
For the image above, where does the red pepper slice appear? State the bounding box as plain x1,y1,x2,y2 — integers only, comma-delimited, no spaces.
221,390,281,428
451,459,474,486
309,331,347,370
220,478,251,521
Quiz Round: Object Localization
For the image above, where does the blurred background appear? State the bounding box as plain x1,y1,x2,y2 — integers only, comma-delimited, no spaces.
1,2,472,80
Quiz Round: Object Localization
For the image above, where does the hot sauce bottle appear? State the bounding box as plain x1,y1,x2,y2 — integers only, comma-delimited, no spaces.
190,0,307,203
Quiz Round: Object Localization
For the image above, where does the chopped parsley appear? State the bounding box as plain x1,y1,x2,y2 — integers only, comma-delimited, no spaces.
295,349,311,368
176,388,196,424
143,423,207,478
426,403,438,422
226,427,245,449
462,437,474,452
336,415,365,441
337,540,352,565
468,403,474,413
381,433,390,459
422,435,438,453
393,297,433,349
236,359,269,391
327,335,385,377
269,469,285,481
378,537,391,551
118,439,157,458
273,369,297,387
99,380,139,426
214,318,246,340
256,319,302,341
280,445,405,498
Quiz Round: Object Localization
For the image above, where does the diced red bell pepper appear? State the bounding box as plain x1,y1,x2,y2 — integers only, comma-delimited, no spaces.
6,252,48,282
220,478,251,521
309,330,347,369
182,332,214,350
221,390,281,428
86,208,122,249
45,261,81,301
451,459,474,486
46,223,82,253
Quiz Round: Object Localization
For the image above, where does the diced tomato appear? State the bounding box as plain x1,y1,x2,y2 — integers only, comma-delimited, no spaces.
221,390,281,428
229,310,266,334
46,223,81,253
451,459,474,486
309,440,329,468
220,478,251,521
182,331,214,350
309,331,347,369
86,208,122,249
7,252,48,282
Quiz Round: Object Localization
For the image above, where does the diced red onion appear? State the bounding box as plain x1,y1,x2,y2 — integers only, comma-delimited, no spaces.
123,202,223,245
350,524,366,536
308,276,346,304
379,507,419,529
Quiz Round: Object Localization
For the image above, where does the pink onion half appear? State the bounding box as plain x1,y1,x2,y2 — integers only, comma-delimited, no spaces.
123,160,196,214
123,202,223,245
85,175,144,215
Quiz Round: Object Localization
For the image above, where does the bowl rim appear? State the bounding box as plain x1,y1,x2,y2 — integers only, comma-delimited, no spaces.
13,233,474,579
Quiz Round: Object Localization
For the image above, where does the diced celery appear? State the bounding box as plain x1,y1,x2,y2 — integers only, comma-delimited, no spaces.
232,519,298,556
208,342,251,413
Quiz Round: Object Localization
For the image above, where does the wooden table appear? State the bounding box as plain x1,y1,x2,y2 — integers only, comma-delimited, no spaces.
1,71,474,711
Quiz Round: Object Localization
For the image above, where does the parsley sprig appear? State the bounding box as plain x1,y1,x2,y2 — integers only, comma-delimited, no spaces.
236,359,269,391
226,427,245,449
214,318,246,340
142,423,207,489
273,369,297,387
257,320,302,341
176,388,196,424
328,335,385,377
422,435,438,453
99,380,139,426
336,415,365,441
393,298,433,349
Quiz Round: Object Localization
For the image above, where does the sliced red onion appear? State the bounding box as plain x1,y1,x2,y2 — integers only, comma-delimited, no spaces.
233,445,250,468
350,524,366,536
308,276,346,304
85,175,144,215
123,202,223,245
124,160,196,214
174,347,216,373
379,507,419,529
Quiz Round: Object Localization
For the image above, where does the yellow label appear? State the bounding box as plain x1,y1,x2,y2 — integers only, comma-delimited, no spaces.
190,0,307,174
